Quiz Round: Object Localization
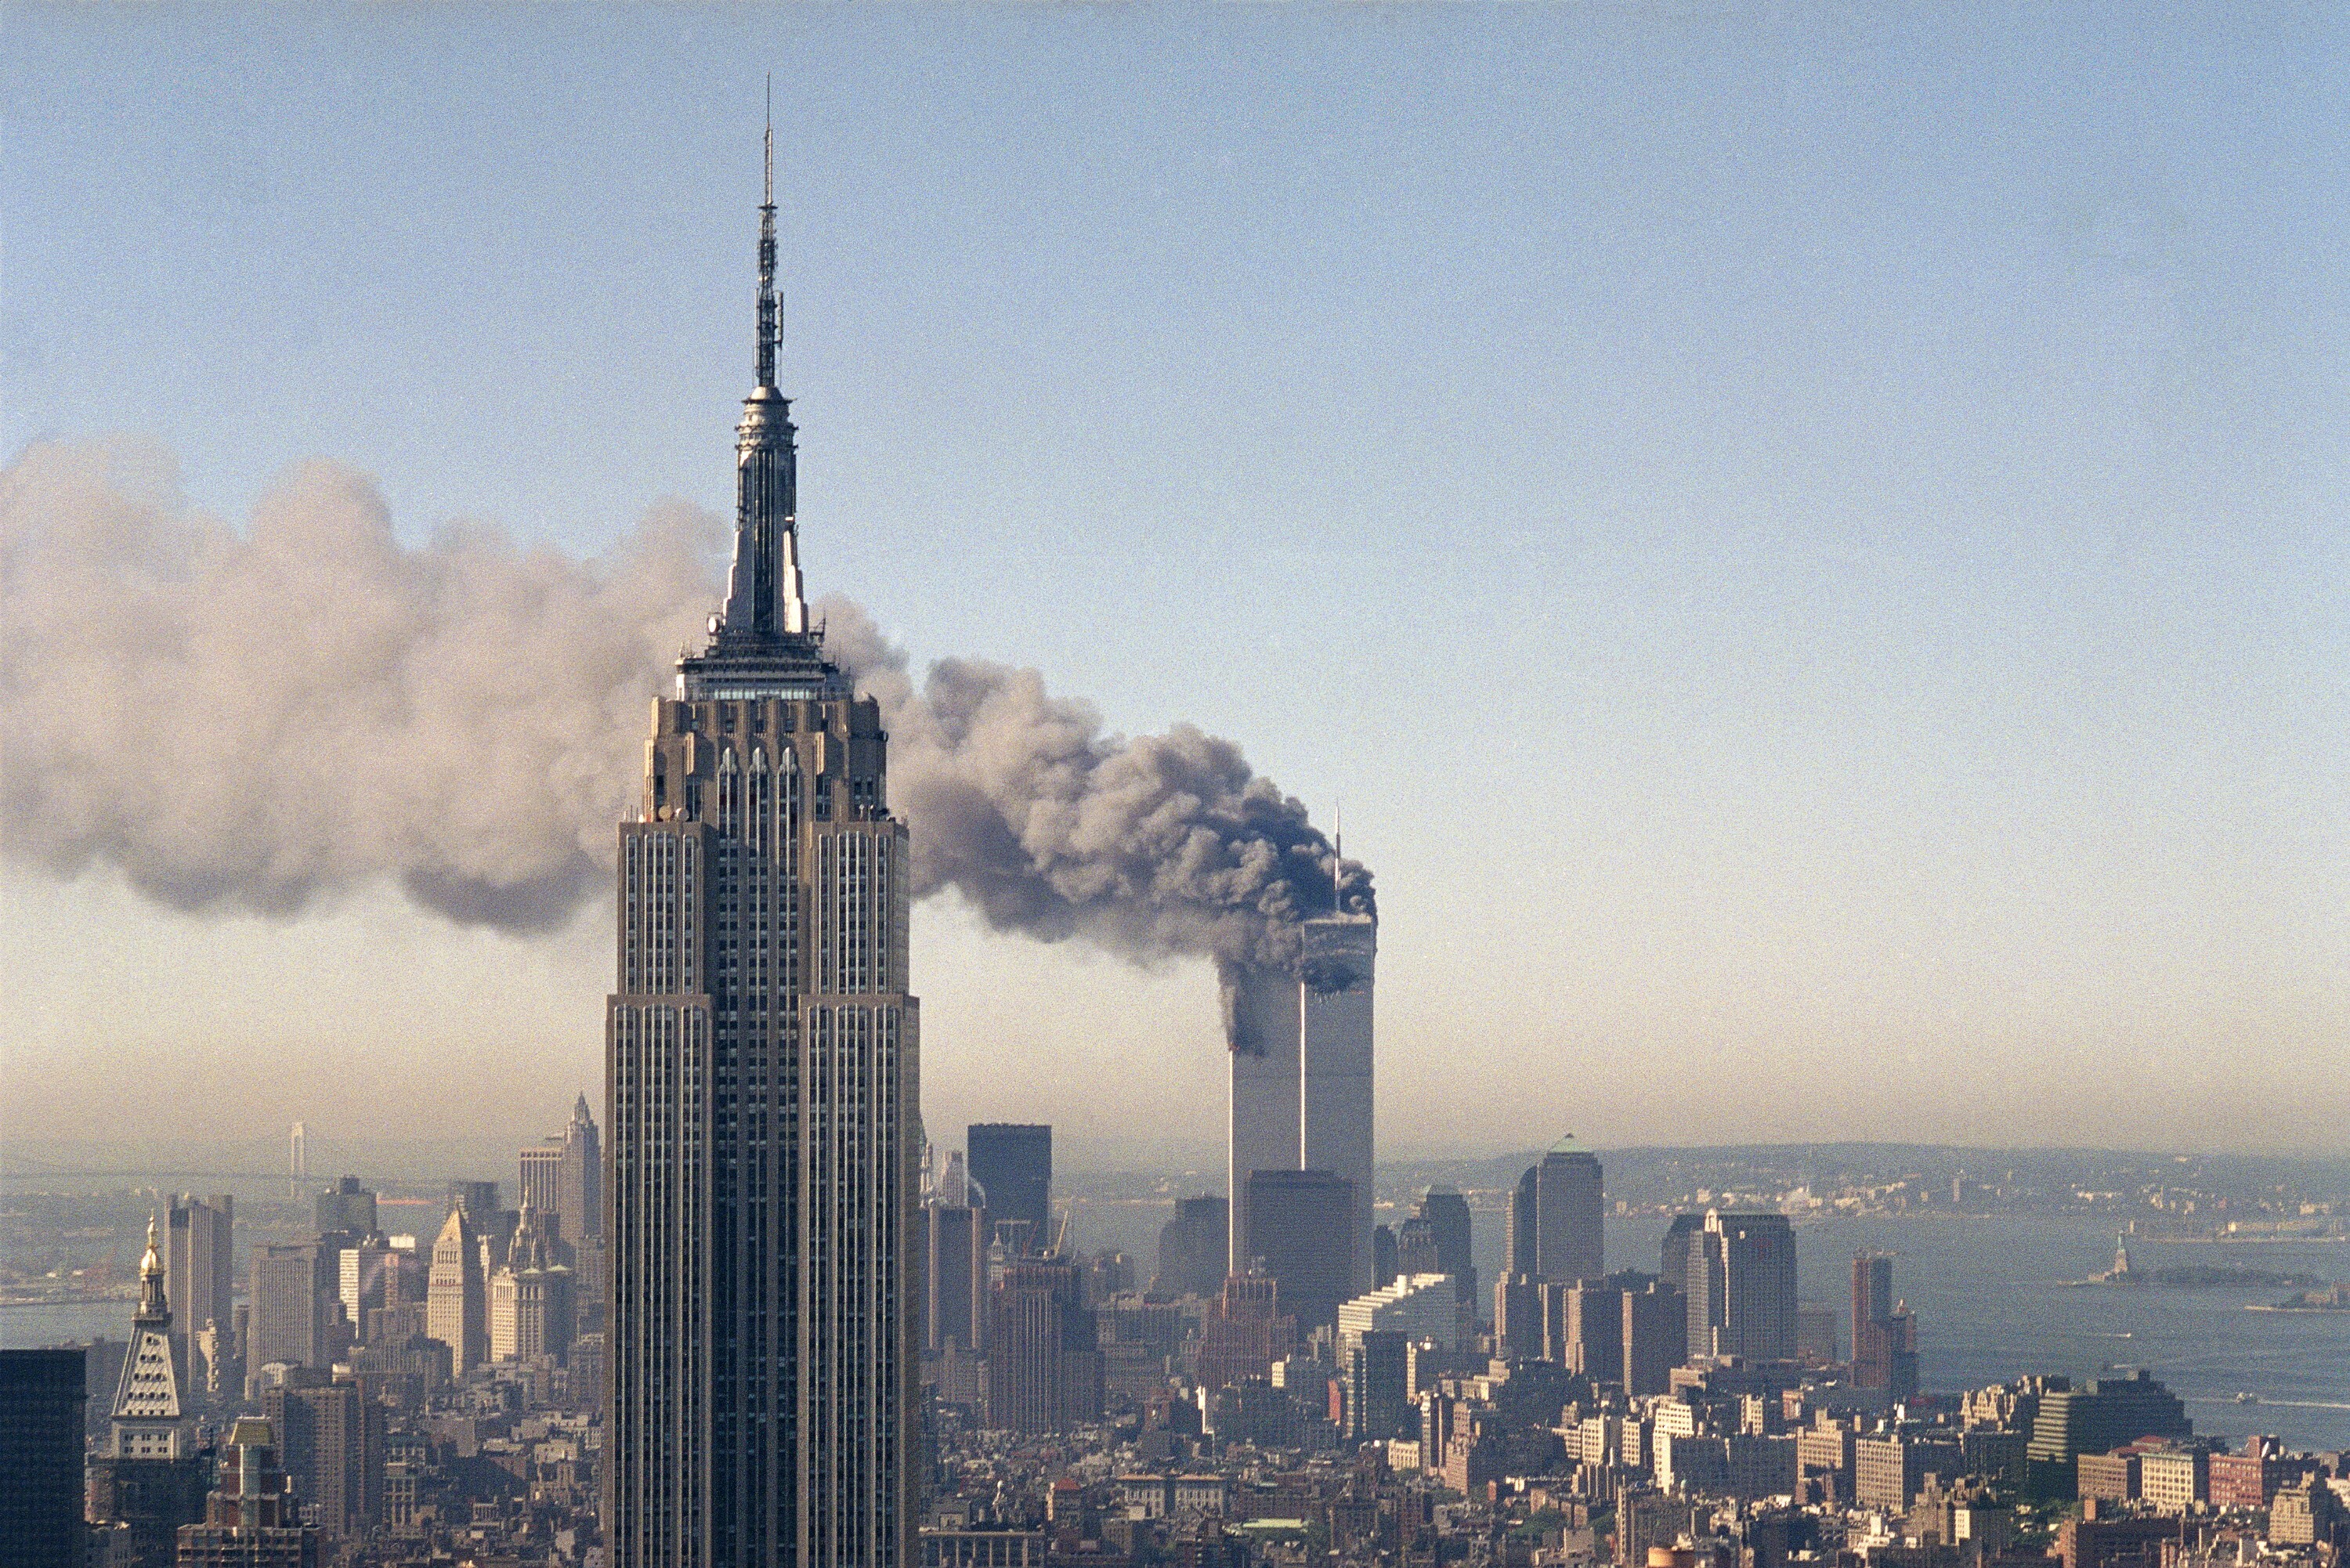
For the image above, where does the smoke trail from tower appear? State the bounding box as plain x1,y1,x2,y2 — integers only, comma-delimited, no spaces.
0,440,1371,972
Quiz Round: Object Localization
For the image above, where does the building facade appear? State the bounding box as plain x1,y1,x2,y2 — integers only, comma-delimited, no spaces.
1242,1168,1356,1332
605,132,917,1568
427,1208,488,1375
167,1194,234,1400
0,1349,89,1568
967,1124,1052,1248
1686,1211,1798,1364
1227,915,1377,1293
1534,1138,1605,1285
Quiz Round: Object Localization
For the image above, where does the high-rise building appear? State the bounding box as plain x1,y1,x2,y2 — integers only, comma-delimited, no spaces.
446,1180,501,1223
1371,1223,1398,1289
2025,1370,2191,1497
1622,1276,1685,1395
1559,1274,1630,1382
175,1415,317,1567
1413,1187,1477,1305
248,1243,337,1389
920,1197,987,1356
167,1194,233,1401
1505,1166,1539,1278
487,1208,576,1364
520,1093,602,1250
1344,1330,1410,1442
110,1220,190,1461
1336,1274,1462,1353
967,1124,1052,1245
605,131,917,1568
1851,1251,1918,1400
1686,1211,1798,1364
339,1239,401,1343
1242,1169,1355,1332
987,1258,1101,1436
1661,1212,1705,1297
314,1176,377,1241
1151,1195,1229,1300
87,1230,208,1568
1195,1271,1293,1395
1227,913,1378,1293
263,1379,384,1539
426,1208,487,1375
0,1348,87,1568
1534,1137,1605,1285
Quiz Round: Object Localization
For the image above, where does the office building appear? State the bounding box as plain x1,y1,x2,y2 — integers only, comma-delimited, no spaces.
1534,1136,1605,1284
1856,1433,1965,1510
1559,1275,1632,1382
1337,1273,1462,1353
89,1234,208,1568
248,1243,337,1389
1412,1187,1477,1305
2026,1371,2191,1496
1372,1223,1397,1288
263,1379,385,1539
1687,1211,1798,1364
968,1124,1053,1245
167,1194,233,1401
1345,1330,1410,1442
1152,1195,1229,1300
1852,1251,1918,1400
314,1176,377,1240
175,1416,317,1567
520,1093,602,1249
426,1207,487,1375
988,1258,1101,1436
1195,1271,1293,1394
1505,1167,1539,1279
0,1348,87,1568
1242,1168,1355,1332
1494,1274,1543,1360
338,1238,403,1343
606,134,918,1568
1622,1276,1687,1396
922,1193,989,1355
487,1207,575,1364
1795,1303,1838,1364
1661,1212,1705,1298
1227,912,1378,1293
446,1180,501,1223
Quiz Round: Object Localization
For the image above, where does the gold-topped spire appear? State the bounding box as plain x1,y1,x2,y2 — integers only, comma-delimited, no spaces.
141,1214,162,1281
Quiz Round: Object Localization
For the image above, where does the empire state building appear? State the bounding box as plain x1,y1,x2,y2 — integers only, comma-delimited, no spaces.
605,132,917,1567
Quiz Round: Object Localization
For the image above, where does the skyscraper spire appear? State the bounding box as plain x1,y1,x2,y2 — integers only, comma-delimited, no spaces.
715,91,809,647
757,74,779,391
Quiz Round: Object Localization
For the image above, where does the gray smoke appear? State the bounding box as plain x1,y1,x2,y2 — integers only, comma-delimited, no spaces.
0,440,1371,970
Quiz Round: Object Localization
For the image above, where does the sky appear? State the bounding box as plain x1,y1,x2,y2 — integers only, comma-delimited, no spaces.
5,5,2348,1172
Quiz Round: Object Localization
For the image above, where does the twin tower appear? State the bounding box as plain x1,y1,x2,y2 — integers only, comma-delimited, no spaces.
1227,913,1379,1312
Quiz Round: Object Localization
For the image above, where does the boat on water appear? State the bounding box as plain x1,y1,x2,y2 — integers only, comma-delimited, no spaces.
2236,1392,2260,1404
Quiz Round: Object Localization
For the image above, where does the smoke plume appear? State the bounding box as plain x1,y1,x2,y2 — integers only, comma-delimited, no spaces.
0,441,1370,970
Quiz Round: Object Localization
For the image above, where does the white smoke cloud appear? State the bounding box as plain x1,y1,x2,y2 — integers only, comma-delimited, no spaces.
0,440,1369,966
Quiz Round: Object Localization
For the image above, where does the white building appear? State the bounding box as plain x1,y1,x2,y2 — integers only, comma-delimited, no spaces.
1336,1273,1460,1353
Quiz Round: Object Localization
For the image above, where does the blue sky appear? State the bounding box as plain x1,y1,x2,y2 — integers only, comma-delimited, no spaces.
5,5,2348,1165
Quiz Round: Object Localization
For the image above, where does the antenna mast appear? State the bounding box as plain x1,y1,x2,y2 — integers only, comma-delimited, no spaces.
757,75,779,389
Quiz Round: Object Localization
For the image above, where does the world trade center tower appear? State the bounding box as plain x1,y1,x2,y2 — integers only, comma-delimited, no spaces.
605,129,918,1568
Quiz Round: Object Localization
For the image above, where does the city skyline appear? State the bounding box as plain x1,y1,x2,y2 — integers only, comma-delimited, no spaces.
9,9,2350,1159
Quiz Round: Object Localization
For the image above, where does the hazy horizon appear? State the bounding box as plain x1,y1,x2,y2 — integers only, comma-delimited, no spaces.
6,8,2348,1158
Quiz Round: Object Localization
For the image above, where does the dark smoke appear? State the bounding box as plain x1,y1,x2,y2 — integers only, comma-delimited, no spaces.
0,440,1371,972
